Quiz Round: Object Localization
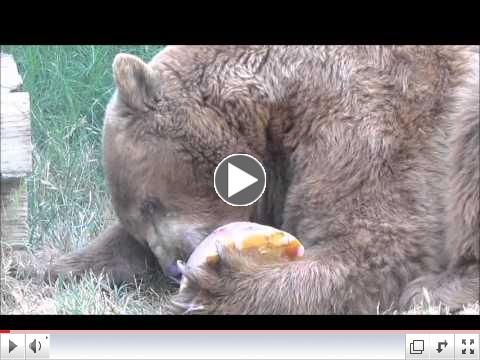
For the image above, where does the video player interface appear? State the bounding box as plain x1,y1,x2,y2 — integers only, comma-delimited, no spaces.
1,331,479,360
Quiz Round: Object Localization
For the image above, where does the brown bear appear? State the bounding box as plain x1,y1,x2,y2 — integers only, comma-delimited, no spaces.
48,46,479,314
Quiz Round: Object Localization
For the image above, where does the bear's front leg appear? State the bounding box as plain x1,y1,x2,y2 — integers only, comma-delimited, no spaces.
400,263,480,312
46,222,162,285
167,237,401,314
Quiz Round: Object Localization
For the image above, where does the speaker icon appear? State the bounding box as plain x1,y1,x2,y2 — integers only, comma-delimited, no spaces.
29,338,42,354
25,334,50,358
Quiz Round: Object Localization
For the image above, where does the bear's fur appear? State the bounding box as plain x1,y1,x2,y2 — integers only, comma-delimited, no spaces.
48,46,479,314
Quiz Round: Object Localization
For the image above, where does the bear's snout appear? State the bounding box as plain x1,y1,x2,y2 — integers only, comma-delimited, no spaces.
165,262,182,280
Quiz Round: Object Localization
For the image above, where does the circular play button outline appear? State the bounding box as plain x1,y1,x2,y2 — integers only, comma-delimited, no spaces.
214,153,267,207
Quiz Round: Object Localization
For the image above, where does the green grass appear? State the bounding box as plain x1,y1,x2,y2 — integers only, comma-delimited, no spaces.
1,45,166,314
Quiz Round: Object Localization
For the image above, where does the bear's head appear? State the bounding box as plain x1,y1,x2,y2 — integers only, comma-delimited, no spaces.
102,48,261,278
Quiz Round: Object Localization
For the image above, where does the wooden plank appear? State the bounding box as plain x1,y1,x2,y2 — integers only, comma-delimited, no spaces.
1,92,32,178
1,53,23,93
1,54,30,249
1,178,28,249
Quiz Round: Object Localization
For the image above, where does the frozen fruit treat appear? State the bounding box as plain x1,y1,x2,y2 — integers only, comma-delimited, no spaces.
184,221,304,271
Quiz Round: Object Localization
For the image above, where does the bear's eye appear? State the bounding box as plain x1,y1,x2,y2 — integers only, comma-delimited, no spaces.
141,197,167,217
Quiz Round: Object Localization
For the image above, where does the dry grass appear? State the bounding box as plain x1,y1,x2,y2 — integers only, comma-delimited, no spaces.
1,245,172,315
2,244,478,315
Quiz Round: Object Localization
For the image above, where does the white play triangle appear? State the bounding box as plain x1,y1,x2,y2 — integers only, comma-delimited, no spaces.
228,162,258,198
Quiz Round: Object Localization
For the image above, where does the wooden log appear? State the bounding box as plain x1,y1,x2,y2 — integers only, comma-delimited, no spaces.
1,178,28,249
1,53,23,93
1,92,32,178
1,53,31,250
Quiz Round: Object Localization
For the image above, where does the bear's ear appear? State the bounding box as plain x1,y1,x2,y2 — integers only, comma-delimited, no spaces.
112,53,155,111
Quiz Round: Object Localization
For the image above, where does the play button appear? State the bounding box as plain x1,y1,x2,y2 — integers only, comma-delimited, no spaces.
9,340,17,353
227,163,258,197
214,154,266,206
1,334,25,359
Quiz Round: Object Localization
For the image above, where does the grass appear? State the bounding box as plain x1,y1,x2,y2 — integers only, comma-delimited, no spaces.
0,45,478,315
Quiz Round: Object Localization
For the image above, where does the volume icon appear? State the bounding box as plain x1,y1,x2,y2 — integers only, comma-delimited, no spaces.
29,338,42,353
